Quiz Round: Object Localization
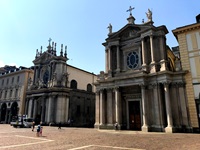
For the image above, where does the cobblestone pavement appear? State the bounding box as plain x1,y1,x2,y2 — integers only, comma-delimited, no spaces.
0,124,200,150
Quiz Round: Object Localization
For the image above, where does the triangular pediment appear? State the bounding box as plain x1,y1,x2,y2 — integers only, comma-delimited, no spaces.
107,24,154,41
33,51,56,65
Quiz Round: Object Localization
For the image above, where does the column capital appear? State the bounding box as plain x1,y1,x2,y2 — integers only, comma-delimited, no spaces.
163,81,171,87
114,86,120,91
139,83,147,89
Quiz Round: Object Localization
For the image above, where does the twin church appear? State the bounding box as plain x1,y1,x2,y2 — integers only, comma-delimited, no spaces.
0,7,199,133
94,8,192,133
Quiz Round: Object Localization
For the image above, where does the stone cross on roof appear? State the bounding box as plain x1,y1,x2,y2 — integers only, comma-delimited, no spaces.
48,38,52,45
126,6,135,15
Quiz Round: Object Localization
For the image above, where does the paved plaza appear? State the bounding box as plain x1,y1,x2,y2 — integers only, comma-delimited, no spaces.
0,124,200,150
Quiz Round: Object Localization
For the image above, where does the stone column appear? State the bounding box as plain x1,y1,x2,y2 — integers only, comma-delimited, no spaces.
115,87,121,127
28,98,33,118
108,47,111,71
150,35,155,63
152,83,163,131
105,48,108,73
159,35,168,71
25,99,29,115
41,98,46,123
33,66,37,83
47,96,54,123
116,45,120,72
150,35,156,73
157,83,165,130
100,89,106,126
35,66,39,83
33,99,37,119
140,84,149,132
141,38,148,71
164,82,174,133
94,91,100,128
107,89,113,126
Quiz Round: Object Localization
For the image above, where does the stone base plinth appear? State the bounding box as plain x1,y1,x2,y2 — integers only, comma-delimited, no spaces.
142,126,150,132
165,126,175,133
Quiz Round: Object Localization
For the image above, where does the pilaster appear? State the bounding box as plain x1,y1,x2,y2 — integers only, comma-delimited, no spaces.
140,84,149,132
100,89,106,125
116,45,121,73
163,82,174,133
115,87,121,129
94,91,100,128
107,88,113,126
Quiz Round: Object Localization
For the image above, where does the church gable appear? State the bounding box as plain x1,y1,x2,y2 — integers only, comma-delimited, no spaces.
33,52,56,65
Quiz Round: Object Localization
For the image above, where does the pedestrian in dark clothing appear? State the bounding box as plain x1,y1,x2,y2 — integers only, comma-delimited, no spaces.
32,121,35,132
58,122,61,129
36,124,41,137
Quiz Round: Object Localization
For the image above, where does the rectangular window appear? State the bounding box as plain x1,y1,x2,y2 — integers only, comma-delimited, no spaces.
0,91,2,98
10,90,12,97
7,78,9,85
15,89,18,97
2,79,4,86
17,76,20,83
4,91,7,99
12,77,14,84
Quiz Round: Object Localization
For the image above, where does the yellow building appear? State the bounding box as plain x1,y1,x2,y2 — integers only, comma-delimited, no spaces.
173,14,200,132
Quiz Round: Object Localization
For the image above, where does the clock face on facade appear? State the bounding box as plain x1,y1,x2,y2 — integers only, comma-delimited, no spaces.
127,51,139,69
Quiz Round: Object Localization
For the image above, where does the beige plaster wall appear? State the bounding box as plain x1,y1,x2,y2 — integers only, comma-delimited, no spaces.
67,65,97,92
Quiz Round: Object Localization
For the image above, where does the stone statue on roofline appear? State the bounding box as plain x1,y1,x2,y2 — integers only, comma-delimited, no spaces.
107,23,112,35
146,8,152,22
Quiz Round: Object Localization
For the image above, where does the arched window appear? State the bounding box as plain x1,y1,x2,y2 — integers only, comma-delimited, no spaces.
87,84,92,92
70,80,77,89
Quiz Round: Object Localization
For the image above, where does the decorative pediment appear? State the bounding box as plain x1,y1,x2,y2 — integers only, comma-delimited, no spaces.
33,52,56,65
108,24,141,41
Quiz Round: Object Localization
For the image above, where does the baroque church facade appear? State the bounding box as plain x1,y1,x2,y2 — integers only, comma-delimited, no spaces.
94,9,191,133
25,41,97,127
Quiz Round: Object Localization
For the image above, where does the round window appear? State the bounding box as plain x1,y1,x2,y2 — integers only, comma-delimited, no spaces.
127,51,139,69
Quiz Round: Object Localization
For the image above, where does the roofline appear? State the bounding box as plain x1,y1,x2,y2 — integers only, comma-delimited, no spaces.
67,64,97,76
172,22,200,38
0,69,34,78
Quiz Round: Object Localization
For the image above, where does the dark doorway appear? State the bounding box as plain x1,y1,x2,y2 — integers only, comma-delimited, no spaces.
129,101,141,130
11,102,18,119
1,103,7,122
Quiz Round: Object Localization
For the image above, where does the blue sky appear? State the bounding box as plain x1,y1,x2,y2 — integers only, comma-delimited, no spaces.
0,0,199,74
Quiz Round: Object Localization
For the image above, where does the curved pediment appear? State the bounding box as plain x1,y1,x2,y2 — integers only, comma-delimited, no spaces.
33,51,56,65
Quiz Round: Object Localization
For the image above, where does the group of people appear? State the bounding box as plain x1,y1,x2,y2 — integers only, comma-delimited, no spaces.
32,121,43,137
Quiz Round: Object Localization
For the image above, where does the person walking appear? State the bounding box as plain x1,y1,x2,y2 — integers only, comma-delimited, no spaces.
58,122,61,129
32,121,35,132
36,124,41,137
40,126,43,136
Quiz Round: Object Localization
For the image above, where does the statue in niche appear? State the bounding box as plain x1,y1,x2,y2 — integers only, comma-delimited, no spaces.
146,9,152,22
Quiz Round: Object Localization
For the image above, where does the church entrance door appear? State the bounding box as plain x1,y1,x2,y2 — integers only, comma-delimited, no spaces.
128,101,141,130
